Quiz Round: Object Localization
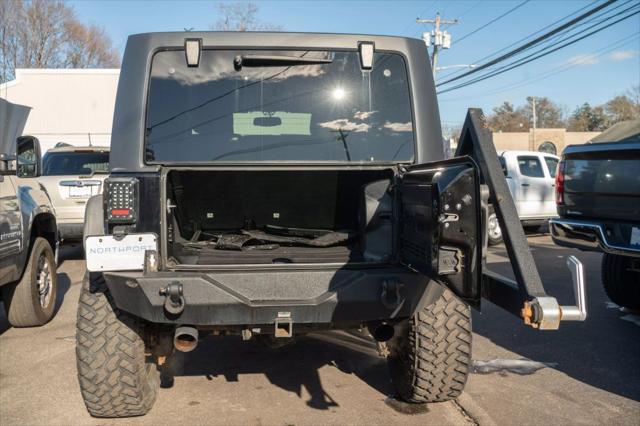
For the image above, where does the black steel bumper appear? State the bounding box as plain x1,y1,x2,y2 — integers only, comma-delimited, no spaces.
103,267,441,326
550,218,640,258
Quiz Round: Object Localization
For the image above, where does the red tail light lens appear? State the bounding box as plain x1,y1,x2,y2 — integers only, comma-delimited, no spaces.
555,160,565,205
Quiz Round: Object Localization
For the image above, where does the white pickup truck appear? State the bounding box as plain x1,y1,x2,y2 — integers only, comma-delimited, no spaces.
488,150,559,245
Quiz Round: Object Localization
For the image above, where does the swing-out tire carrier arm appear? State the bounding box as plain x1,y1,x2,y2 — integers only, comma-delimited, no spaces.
456,108,587,330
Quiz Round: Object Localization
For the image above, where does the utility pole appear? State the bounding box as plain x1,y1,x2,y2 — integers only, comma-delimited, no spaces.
530,97,537,151
416,13,458,77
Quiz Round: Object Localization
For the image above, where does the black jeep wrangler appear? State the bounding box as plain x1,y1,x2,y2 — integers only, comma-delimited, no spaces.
77,32,587,418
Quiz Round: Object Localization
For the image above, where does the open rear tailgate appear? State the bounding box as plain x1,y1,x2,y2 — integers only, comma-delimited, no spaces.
457,109,586,330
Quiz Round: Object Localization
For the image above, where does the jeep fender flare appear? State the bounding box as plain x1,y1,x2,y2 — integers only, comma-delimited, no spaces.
83,195,105,251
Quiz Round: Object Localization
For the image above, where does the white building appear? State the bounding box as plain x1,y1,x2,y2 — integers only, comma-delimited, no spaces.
0,68,120,153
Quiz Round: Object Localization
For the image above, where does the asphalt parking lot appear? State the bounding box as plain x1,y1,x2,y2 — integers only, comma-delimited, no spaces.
1,234,639,425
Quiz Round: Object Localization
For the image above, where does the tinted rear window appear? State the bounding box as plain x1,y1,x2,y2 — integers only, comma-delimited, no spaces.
43,152,109,176
544,157,559,178
517,156,544,178
145,50,415,163
565,156,640,195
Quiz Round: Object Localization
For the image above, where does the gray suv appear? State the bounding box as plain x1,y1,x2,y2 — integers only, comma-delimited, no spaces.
77,32,587,418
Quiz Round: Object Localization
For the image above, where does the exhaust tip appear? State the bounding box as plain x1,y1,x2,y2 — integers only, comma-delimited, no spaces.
174,326,198,352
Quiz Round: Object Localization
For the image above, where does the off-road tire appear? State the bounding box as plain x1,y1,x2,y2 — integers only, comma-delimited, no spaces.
387,287,472,403
2,237,57,327
601,253,640,310
76,273,159,418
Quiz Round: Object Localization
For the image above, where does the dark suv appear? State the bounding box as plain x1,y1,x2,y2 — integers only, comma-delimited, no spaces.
77,32,586,418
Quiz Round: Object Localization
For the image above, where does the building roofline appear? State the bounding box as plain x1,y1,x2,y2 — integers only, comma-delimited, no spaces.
1,68,120,96
14,68,120,75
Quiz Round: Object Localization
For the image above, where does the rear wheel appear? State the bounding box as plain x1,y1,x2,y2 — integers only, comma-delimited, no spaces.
1,237,57,327
601,253,640,310
76,273,159,417
487,206,502,245
387,287,472,403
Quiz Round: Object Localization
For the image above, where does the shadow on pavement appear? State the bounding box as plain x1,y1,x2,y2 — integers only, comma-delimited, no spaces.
58,243,84,263
475,253,640,402
164,330,392,409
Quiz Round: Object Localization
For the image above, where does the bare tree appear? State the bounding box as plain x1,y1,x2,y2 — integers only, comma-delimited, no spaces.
213,2,282,31
522,96,565,128
64,20,119,68
0,0,119,84
487,102,530,132
605,94,640,123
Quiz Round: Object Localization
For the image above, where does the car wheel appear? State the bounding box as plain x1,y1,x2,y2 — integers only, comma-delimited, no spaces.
487,206,503,245
386,286,472,403
601,253,640,310
1,237,57,327
76,272,159,417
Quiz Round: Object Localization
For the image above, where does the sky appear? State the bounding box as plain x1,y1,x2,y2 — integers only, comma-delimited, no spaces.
68,0,640,129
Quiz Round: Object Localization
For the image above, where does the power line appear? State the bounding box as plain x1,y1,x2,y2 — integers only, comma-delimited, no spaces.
438,32,639,102
440,2,639,90
453,0,530,46
437,0,601,82
437,0,616,87
437,6,640,94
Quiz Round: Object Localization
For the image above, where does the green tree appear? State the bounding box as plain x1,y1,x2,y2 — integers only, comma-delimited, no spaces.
567,103,608,131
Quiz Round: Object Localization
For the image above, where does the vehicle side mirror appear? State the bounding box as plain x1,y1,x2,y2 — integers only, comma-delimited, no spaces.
16,136,42,178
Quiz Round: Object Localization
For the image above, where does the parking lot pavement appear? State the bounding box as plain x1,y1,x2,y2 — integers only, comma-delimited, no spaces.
1,237,639,425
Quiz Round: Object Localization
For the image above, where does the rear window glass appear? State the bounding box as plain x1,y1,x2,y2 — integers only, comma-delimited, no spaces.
43,152,109,176
544,157,559,178
145,49,415,163
517,156,544,178
565,156,640,195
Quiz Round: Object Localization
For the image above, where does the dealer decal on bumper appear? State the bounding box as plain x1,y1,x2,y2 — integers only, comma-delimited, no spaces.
85,234,157,272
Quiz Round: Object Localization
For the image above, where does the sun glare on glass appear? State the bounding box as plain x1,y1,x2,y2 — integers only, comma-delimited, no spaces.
331,87,346,101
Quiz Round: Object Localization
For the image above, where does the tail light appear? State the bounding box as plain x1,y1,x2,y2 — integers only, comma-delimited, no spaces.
104,177,139,223
555,160,565,205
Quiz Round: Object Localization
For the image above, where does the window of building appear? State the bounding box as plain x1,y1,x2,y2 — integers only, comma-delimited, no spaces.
538,141,557,155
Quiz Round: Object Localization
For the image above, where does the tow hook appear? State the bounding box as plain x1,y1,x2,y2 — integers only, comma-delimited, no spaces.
159,282,185,316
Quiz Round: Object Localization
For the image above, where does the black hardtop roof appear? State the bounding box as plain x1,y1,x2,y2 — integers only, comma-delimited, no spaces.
109,31,443,171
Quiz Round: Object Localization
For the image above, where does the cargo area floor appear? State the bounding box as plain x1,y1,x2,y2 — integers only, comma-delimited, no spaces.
170,243,364,265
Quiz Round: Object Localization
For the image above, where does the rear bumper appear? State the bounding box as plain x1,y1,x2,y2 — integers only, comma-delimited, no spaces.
58,223,83,241
550,218,640,258
103,267,440,327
